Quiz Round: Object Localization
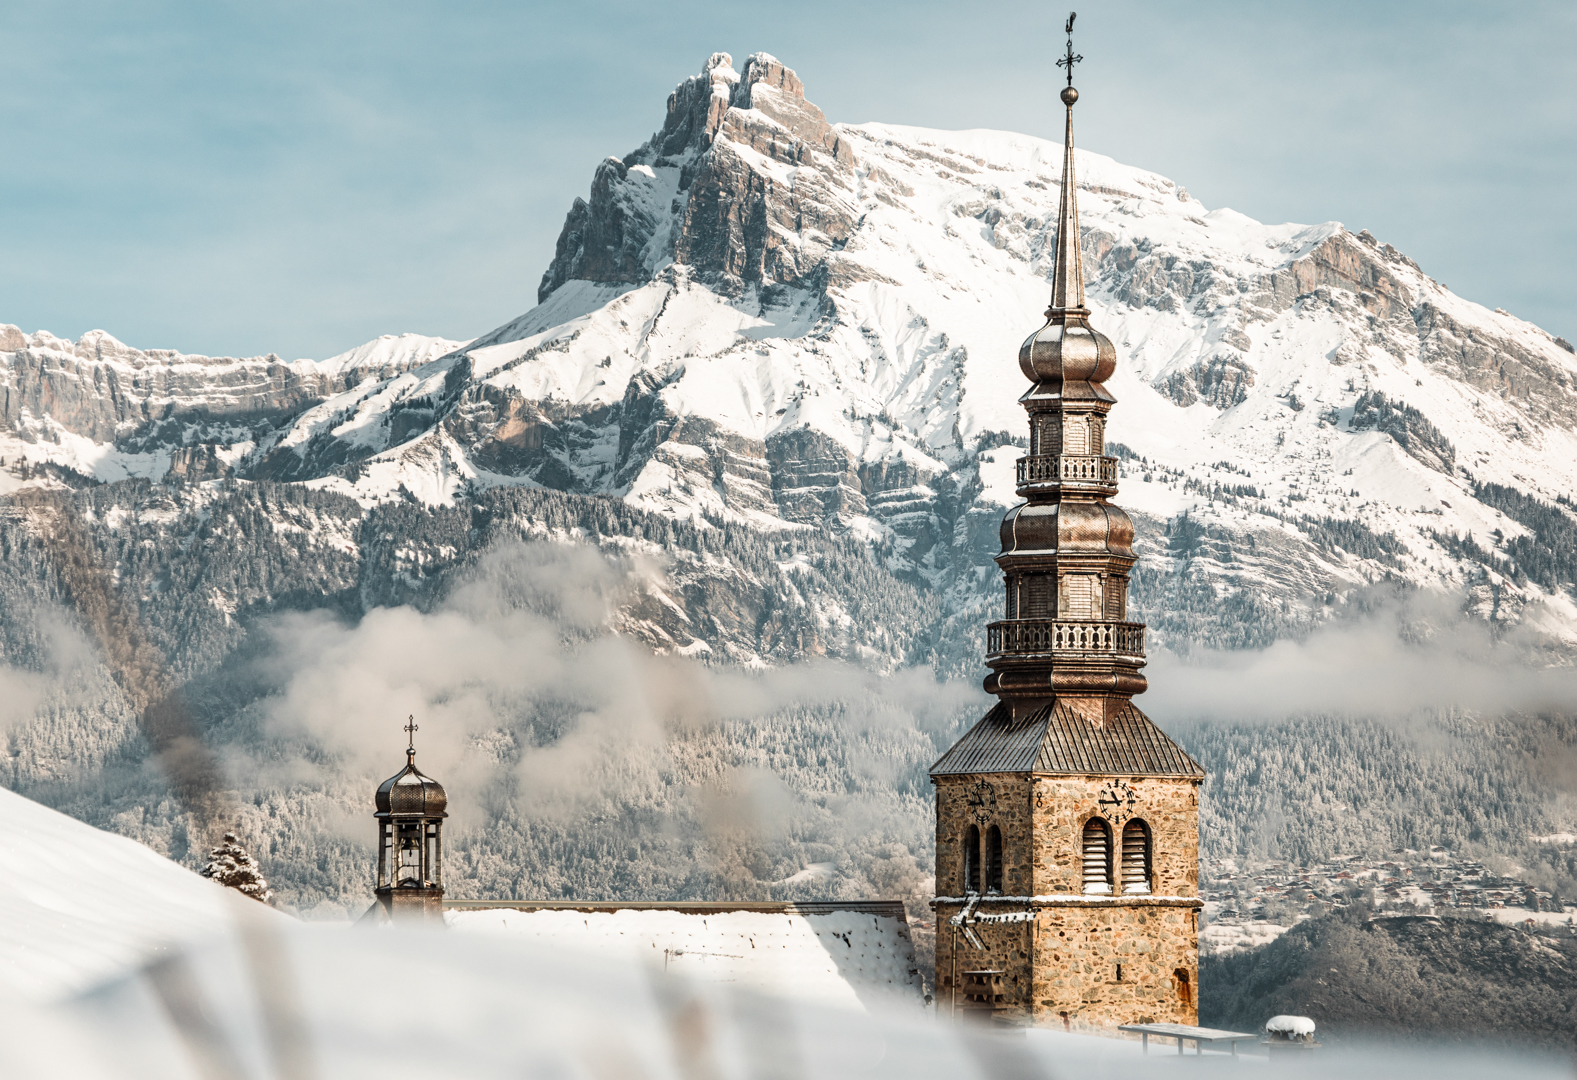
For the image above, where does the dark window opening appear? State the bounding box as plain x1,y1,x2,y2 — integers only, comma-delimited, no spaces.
964,824,981,893
985,825,1004,893
1174,967,1192,1007
1025,574,1053,617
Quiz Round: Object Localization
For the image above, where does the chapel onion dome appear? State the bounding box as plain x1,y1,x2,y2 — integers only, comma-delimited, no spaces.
375,753,448,817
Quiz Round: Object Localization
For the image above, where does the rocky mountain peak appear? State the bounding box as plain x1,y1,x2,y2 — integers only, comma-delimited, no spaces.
538,52,856,302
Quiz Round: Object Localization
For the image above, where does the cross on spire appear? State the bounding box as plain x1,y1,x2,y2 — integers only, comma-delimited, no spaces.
1056,11,1081,88
404,715,418,758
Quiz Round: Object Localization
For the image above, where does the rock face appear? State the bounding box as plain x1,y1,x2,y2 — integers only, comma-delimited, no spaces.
5,51,1577,654
539,53,857,302
0,330,463,474
1,331,324,445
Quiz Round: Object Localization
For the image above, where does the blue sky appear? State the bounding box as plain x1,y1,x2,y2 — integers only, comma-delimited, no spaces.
2,0,1572,359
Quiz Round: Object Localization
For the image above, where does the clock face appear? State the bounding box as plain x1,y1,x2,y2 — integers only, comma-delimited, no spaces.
966,779,998,823
1096,780,1138,824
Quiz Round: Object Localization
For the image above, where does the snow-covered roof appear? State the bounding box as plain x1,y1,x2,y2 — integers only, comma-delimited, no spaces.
446,900,925,1010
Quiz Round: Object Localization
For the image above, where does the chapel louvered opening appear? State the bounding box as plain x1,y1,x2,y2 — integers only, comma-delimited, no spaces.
1025,574,1053,618
1065,418,1089,455
1121,819,1151,895
1082,818,1112,894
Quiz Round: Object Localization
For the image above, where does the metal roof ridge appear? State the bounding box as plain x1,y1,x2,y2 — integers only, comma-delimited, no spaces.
442,899,911,918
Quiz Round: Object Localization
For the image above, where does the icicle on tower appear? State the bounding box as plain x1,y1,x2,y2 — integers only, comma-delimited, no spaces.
929,17,1205,1030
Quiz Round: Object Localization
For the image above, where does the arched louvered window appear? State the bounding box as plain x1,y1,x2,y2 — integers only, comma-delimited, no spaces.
1121,820,1152,895
1081,818,1112,894
964,824,981,894
984,825,1004,894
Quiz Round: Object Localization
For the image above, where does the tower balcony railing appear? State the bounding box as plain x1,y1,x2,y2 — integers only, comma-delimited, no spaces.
1016,454,1118,486
986,619,1146,659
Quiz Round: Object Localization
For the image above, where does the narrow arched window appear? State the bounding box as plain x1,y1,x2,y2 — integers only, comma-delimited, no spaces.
984,825,1004,893
1121,819,1152,895
1081,818,1112,894
964,824,981,893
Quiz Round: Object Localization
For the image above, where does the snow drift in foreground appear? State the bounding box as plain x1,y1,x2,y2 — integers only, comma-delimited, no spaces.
0,785,288,1003
0,757,1570,1077
6,918,1572,1080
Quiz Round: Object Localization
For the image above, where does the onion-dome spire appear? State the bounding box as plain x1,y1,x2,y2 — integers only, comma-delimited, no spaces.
995,16,1146,706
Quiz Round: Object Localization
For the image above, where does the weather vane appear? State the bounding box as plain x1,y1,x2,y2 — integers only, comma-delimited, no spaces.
1056,11,1081,88
404,714,418,753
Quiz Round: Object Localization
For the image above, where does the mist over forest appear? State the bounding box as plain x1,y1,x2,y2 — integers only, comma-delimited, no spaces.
2,478,1572,943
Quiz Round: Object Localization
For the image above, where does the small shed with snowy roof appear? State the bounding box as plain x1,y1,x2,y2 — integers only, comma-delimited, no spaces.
444,900,927,1011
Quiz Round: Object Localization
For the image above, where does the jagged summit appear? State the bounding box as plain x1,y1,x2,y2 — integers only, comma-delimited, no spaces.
538,52,855,303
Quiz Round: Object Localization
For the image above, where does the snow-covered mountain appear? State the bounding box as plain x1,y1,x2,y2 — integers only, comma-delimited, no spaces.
5,50,1575,651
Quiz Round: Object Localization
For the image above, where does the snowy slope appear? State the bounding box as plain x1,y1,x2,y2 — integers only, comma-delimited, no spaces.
0,785,287,1002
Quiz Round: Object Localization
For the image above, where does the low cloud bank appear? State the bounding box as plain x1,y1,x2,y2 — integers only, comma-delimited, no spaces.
1146,592,1577,723
251,541,982,911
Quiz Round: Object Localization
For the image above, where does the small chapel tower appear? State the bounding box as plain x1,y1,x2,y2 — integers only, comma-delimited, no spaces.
929,18,1205,1030
374,718,449,923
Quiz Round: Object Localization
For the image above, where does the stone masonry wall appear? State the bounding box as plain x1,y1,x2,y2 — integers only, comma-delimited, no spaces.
1030,774,1200,897
1030,902,1199,1029
933,770,1201,1029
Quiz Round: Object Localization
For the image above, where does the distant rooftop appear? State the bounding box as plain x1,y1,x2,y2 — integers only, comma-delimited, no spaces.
444,900,926,1011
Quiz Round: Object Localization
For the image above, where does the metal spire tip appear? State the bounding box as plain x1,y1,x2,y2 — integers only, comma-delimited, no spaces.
1056,11,1082,90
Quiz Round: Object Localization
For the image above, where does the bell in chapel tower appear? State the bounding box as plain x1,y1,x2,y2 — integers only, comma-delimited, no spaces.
929,14,1205,1030
374,717,448,923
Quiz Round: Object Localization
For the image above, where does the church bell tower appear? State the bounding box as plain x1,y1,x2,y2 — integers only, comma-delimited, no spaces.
930,17,1205,1030
374,718,448,923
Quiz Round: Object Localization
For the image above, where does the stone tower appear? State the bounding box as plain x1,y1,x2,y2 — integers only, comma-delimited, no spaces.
929,67,1205,1030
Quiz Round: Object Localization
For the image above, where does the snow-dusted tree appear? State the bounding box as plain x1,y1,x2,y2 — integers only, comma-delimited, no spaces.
201,832,274,904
